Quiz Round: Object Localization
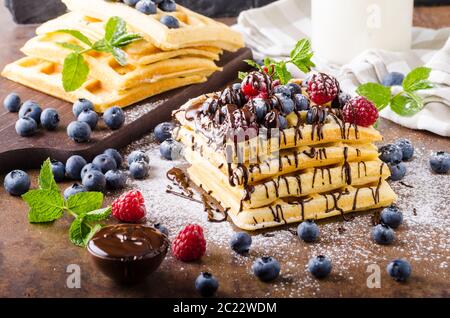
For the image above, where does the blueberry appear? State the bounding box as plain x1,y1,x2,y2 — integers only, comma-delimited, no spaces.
273,85,292,97
306,107,327,125
77,109,98,130
103,106,125,130
127,150,149,165
159,0,176,12
129,160,149,179
135,0,157,14
278,115,288,130
154,223,169,236
378,144,403,164
160,138,183,160
123,0,139,5
80,163,101,180
195,272,219,297
252,257,281,282
382,72,405,87
232,83,242,91
15,117,37,137
429,151,450,174
252,98,269,123
297,220,320,242
19,100,42,124
372,224,395,245
82,170,106,192
380,205,403,229
387,259,411,282
308,255,332,279
388,161,406,181
67,121,91,143
332,92,351,109
3,93,21,112
40,108,60,130
230,232,252,254
65,155,87,180
293,94,310,111
72,98,94,117
287,82,302,95
4,170,30,196
92,154,117,173
154,122,174,143
63,183,87,200
394,139,414,161
276,93,295,115
103,148,123,168
51,160,65,182
160,15,180,29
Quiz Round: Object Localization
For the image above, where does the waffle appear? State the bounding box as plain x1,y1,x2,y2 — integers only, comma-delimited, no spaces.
62,0,244,51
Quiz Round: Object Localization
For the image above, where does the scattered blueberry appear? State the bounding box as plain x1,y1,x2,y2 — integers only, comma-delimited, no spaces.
293,94,310,111
372,224,395,245
65,155,87,180
92,154,117,173
127,150,149,165
15,117,37,137
63,183,87,200
230,232,252,254
160,138,183,160
252,257,281,282
160,15,180,29
77,109,98,130
276,94,295,115
332,92,351,109
195,272,219,297
136,0,157,14
306,107,326,125
308,255,332,279
388,161,406,181
40,108,60,130
159,0,176,12
380,205,403,229
67,121,91,143
72,99,94,117
103,148,123,168
382,72,405,87
387,259,411,282
378,144,403,164
232,83,241,91
287,82,302,95
273,85,292,97
278,115,288,129
154,122,174,143
394,139,414,161
4,170,30,196
82,170,106,192
3,93,21,112
51,160,65,182
123,0,139,5
297,220,320,243
154,223,169,236
253,98,269,123
103,106,125,130
429,151,450,174
105,169,127,190
129,160,149,179
80,163,101,180
19,100,42,124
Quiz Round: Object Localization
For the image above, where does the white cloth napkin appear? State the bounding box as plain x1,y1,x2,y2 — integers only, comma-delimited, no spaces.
235,0,450,137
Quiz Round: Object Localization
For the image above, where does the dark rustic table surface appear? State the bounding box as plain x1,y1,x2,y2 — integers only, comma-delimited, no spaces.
0,5,449,298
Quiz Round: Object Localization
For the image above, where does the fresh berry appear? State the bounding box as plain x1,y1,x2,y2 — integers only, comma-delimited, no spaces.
51,160,65,182
154,122,174,143
160,15,179,28
105,169,127,190
241,71,272,99
67,121,91,143
92,154,117,173
195,272,219,297
172,224,206,262
65,155,87,180
378,144,403,164
112,190,146,222
287,82,302,95
77,109,98,130
394,139,414,161
308,255,332,279
307,73,339,105
293,94,310,111
230,232,252,254
80,163,101,180
380,205,403,229
82,170,106,192
136,0,157,14
278,115,288,129
252,98,269,123
40,108,60,130
129,160,149,179
3,93,21,112
19,100,42,124
306,106,327,125
342,96,378,127
72,98,94,117
297,220,320,242
15,117,37,137
273,85,292,97
103,148,123,168
332,92,351,109
159,0,176,12
63,183,87,200
154,223,169,236
372,224,395,245
429,151,450,174
103,106,125,130
388,161,406,181
127,150,149,165
252,257,280,282
275,93,295,115
387,259,411,282
160,138,183,160
4,170,30,196
123,0,139,5
382,72,405,87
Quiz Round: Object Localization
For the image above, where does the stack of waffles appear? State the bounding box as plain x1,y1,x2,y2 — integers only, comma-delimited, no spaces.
173,74,397,230
1,0,244,112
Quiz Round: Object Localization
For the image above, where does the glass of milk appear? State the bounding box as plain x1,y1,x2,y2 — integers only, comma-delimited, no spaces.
311,0,414,65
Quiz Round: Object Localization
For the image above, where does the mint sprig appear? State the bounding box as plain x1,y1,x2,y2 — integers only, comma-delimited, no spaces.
239,39,315,84
356,66,434,117
56,16,142,92
21,159,111,247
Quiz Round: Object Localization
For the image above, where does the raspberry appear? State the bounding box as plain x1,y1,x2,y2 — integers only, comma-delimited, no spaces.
172,224,206,262
307,73,340,105
342,96,379,127
241,71,272,99
111,190,146,222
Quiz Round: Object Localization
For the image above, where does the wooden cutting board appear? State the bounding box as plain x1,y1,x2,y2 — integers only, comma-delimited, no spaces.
0,47,252,173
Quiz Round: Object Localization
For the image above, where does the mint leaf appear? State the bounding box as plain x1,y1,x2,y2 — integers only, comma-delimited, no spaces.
238,71,248,80
23,189,65,223
275,61,292,84
62,52,89,92
244,59,262,71
356,83,391,111
111,47,127,66
390,92,424,117
39,159,58,192
84,207,111,222
112,33,142,47
105,16,127,43
403,67,433,92
66,192,103,215
56,30,93,47
290,39,315,73
84,224,102,246
91,39,112,53
69,216,91,247
56,42,85,52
